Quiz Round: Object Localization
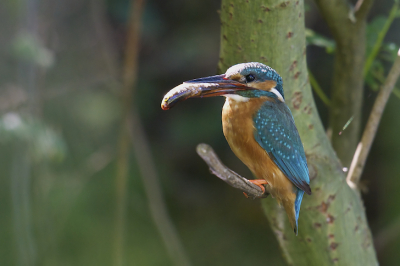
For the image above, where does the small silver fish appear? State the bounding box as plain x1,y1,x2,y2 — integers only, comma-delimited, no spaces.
161,83,221,110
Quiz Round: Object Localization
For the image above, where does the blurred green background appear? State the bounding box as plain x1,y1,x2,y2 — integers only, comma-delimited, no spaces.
0,0,399,265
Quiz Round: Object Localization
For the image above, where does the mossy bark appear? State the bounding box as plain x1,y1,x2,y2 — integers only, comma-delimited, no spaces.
218,1,378,265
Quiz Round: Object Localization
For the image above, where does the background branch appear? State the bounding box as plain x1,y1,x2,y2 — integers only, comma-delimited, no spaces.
128,113,192,266
348,50,400,187
355,0,375,20
114,0,191,265
113,0,145,264
314,0,374,166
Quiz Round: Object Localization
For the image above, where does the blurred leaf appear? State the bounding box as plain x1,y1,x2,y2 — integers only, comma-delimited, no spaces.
365,68,380,92
366,60,400,100
11,31,54,68
305,29,335,53
364,2,399,77
0,113,66,162
364,2,400,100
393,87,400,98
366,60,385,90
366,16,387,55
365,41,400,98
381,42,400,62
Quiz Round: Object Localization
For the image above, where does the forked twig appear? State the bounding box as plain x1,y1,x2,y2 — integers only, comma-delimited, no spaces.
196,143,269,199
348,49,400,188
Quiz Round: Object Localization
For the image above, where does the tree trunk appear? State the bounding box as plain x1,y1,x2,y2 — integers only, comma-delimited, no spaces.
314,0,372,167
218,0,378,265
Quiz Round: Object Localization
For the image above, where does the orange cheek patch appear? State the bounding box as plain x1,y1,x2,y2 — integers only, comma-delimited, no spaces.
251,80,277,91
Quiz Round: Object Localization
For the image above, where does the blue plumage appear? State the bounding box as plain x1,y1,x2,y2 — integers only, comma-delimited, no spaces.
254,99,311,193
253,98,311,234
294,189,305,234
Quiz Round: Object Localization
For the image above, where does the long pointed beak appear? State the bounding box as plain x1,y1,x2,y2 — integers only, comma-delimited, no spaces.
161,74,248,110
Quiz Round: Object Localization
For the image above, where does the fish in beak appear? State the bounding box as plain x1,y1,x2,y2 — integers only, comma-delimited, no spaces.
161,74,248,110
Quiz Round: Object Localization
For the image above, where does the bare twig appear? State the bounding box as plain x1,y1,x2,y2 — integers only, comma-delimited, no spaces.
90,0,120,78
11,146,36,266
354,0,364,12
129,112,191,266
114,0,145,265
347,49,400,187
128,113,192,266
112,0,191,265
196,144,268,199
354,0,375,20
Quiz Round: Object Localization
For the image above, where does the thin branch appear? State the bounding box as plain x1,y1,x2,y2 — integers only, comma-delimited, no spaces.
363,1,399,78
196,144,268,199
354,0,375,20
313,0,351,40
308,69,331,107
90,0,120,78
112,0,191,265
128,113,192,266
354,0,364,12
114,0,145,265
347,49,400,187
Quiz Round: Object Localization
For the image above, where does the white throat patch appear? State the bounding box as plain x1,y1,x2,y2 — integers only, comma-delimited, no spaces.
224,94,250,102
270,88,285,102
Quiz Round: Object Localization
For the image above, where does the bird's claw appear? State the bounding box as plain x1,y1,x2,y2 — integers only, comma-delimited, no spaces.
243,180,268,198
249,179,268,193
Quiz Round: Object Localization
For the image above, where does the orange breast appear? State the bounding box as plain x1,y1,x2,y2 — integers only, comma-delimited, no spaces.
222,97,297,225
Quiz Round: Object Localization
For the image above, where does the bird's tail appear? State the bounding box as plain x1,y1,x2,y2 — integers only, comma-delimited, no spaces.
293,189,304,235
282,188,305,235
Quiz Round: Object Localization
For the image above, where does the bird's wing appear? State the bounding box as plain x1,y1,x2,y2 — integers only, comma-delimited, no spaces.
253,101,311,195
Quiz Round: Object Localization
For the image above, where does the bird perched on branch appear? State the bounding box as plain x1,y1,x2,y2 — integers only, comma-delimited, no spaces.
161,62,311,235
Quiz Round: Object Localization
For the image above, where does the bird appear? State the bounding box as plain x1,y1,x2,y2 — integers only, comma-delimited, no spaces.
161,62,311,235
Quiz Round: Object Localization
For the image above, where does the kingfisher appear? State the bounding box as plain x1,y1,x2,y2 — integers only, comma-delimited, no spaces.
161,62,311,234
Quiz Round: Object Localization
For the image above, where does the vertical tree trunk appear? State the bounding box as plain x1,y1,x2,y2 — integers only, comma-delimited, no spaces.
314,0,372,167
329,27,365,167
218,0,378,265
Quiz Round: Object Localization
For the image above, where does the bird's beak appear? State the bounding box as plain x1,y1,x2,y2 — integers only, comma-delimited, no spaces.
161,74,247,110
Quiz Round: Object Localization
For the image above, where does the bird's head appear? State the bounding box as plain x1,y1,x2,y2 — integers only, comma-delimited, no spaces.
227,62,284,100
161,62,284,110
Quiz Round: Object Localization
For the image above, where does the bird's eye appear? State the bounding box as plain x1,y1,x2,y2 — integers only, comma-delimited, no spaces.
245,74,255,82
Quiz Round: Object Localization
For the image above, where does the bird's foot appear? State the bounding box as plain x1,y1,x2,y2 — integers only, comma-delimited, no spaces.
243,180,268,198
